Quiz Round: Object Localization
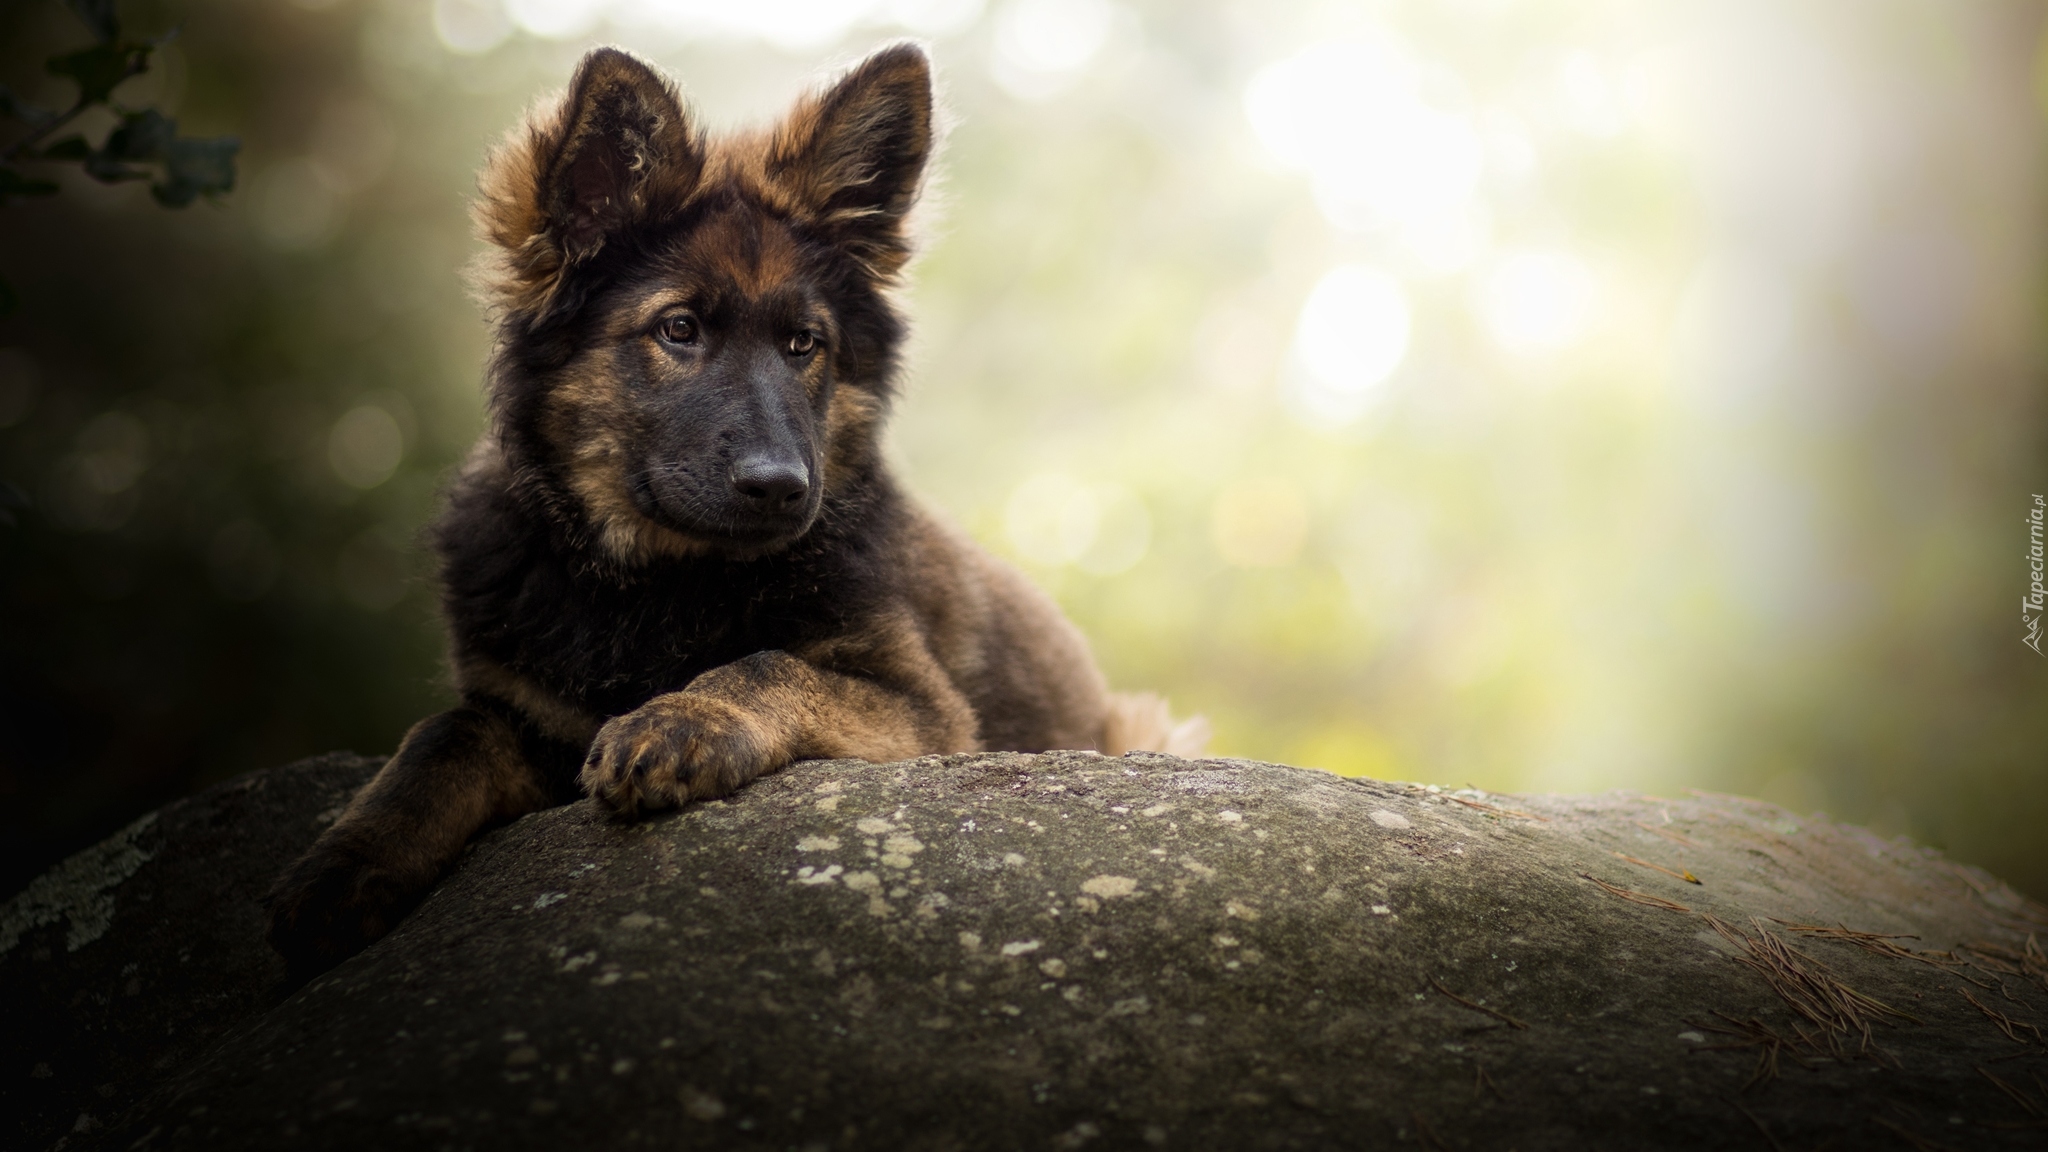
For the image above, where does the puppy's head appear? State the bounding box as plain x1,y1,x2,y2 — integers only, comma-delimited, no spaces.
472,45,933,564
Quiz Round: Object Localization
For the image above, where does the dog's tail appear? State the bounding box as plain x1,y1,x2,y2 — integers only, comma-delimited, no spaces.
1101,691,1212,758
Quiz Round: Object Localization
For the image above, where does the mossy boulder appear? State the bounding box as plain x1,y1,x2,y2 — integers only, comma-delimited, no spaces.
6,751,2045,1150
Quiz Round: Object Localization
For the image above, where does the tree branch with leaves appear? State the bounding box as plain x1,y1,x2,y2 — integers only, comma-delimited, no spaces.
0,0,239,311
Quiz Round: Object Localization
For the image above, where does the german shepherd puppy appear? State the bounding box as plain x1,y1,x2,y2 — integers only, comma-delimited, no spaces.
265,44,1204,976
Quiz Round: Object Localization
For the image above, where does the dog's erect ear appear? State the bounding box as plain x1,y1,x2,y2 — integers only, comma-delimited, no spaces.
768,44,933,269
472,48,698,321
545,48,699,262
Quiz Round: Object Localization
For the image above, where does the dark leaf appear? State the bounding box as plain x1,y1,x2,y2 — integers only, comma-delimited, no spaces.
152,135,238,207
46,42,151,106
103,109,175,162
82,151,145,183
0,166,60,203
38,136,91,161
0,84,58,129
0,475,25,524
65,0,120,44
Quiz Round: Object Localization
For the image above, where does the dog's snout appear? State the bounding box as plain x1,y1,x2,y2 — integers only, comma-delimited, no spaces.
730,454,810,512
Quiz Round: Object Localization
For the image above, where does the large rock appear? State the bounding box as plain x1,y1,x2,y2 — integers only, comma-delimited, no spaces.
1,753,381,1149
6,751,2046,1150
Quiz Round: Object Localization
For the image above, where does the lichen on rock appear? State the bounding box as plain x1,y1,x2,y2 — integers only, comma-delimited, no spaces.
0,811,158,955
6,750,2048,1151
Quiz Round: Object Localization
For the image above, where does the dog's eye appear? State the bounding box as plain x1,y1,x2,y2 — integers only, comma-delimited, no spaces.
655,314,699,346
787,331,817,357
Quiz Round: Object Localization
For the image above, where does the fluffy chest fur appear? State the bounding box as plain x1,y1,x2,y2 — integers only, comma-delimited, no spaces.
263,44,1198,984
437,461,900,718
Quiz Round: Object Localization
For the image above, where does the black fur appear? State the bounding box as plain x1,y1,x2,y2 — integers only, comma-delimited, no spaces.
436,457,900,720
263,46,1164,979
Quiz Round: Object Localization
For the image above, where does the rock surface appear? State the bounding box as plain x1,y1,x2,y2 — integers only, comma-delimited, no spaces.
7,750,2048,1151
2,753,380,1149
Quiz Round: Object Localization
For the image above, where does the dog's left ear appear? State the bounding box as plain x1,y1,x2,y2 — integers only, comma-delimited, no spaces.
768,43,933,272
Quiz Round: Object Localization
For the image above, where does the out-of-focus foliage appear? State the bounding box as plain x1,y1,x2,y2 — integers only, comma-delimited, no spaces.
1,0,2044,899
0,0,240,305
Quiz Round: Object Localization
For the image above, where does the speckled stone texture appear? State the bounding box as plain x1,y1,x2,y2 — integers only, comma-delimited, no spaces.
9,751,2048,1151
1,752,382,1150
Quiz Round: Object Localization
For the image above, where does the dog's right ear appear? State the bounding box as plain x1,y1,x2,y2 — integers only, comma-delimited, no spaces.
543,49,699,262
473,48,700,321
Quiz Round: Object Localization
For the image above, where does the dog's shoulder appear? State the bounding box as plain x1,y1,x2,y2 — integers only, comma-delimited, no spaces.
432,437,577,628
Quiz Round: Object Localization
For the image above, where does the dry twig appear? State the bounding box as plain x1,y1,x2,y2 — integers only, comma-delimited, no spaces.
1962,945,2025,975
1443,793,1550,822
1729,1096,1788,1152
1428,976,1529,1030
1632,819,1699,847
1977,1065,2042,1116
1578,872,1692,913
1943,962,2001,991
1612,850,1701,884
1962,939,2048,995
1774,921,1947,966
1692,1012,1792,1089
1959,987,2046,1045
1473,1062,1503,1102
1701,916,1914,1062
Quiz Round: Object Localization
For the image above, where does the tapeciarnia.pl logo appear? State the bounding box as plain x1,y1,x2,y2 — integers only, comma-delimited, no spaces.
2028,494,2045,656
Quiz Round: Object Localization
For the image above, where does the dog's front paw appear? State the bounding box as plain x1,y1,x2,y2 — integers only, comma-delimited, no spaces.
265,847,419,981
580,693,774,816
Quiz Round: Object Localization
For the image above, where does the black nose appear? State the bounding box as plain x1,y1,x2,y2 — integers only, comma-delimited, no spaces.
729,454,810,513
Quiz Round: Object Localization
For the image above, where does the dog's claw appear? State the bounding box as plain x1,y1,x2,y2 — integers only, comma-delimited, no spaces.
580,693,771,816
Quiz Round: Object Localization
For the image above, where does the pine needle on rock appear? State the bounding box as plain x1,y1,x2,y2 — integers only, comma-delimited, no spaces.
1579,871,1692,913
1428,976,1529,1030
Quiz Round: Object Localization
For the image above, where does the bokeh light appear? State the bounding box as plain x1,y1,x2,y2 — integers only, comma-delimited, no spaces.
1290,263,1410,423
1478,250,1595,357
1245,37,1485,269
327,405,405,491
991,0,1110,88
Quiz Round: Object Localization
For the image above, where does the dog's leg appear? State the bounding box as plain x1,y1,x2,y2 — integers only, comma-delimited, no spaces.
581,620,976,814
266,705,549,977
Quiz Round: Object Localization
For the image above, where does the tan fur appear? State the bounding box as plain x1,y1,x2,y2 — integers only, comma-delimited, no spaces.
455,657,600,746
332,713,542,875
530,204,851,566
690,204,808,297
458,42,1207,778
820,386,883,495
889,506,1123,754
541,357,709,565
469,49,927,325
1102,692,1213,758
470,50,704,321
270,45,1203,979
265,705,548,972
581,634,977,812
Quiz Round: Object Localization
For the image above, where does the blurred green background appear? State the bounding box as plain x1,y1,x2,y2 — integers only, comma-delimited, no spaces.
3,0,2045,899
